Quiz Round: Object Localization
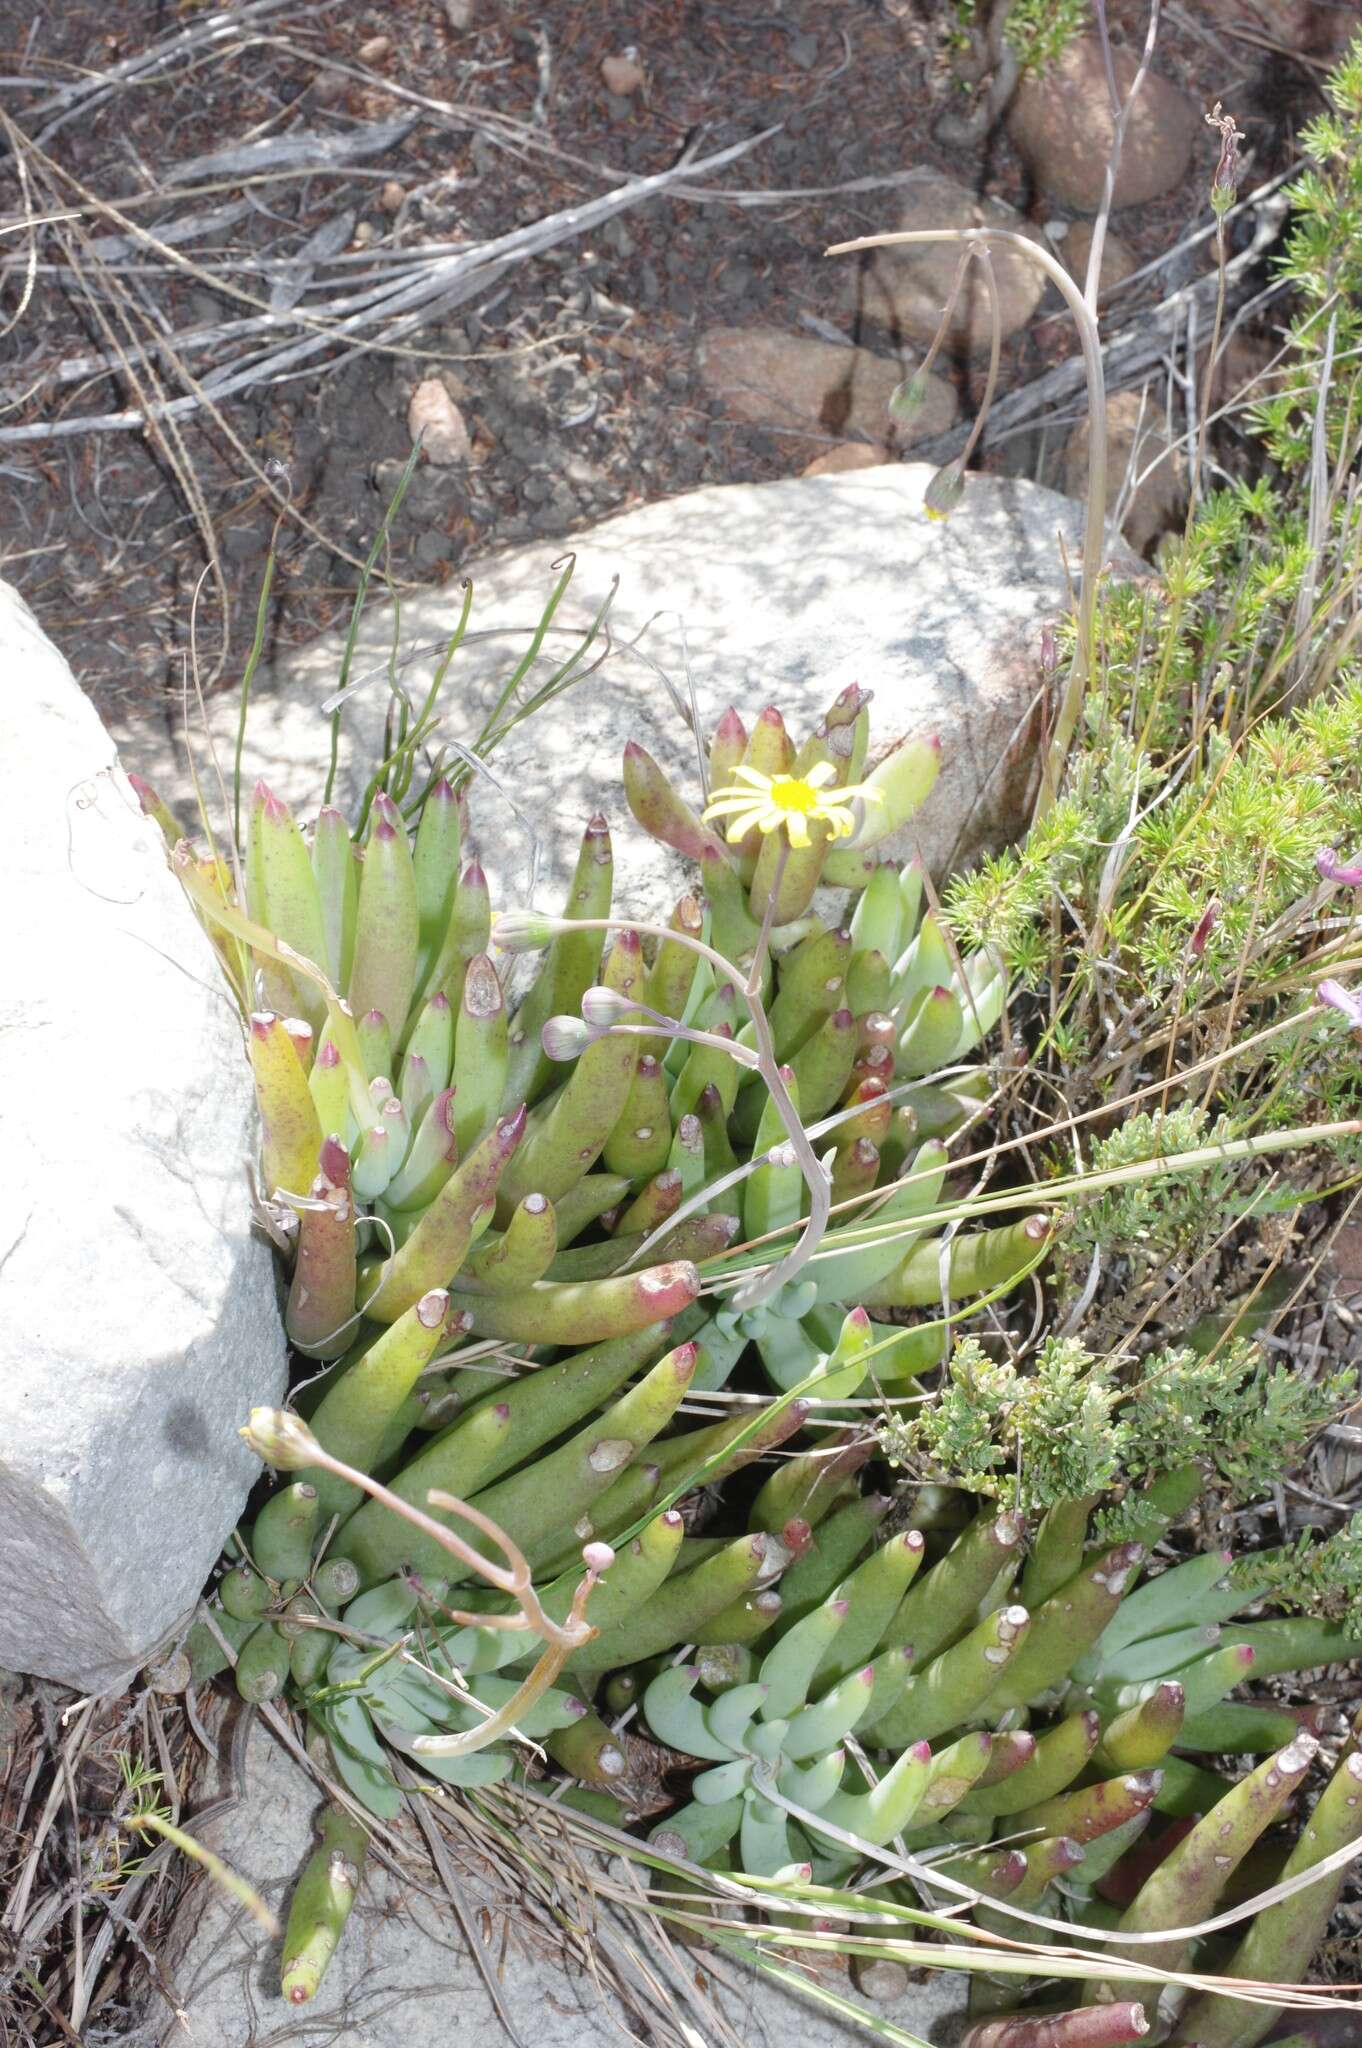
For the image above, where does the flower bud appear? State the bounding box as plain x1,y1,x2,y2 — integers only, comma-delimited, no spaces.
1319,978,1362,1030
1189,898,1220,959
541,1015,593,1062
241,1406,321,1470
1040,623,1058,677
923,460,965,523
1317,848,1362,887
580,984,635,1029
888,373,930,424
492,911,561,953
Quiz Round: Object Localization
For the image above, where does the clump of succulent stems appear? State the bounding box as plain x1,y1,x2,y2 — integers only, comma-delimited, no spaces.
150,659,1362,2042
240,1406,608,1753
153,679,1055,2003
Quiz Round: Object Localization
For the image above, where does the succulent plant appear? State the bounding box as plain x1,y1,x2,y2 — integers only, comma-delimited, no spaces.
152,684,1359,2034
279,1804,369,2006
151,688,1045,1420
614,1496,1362,2047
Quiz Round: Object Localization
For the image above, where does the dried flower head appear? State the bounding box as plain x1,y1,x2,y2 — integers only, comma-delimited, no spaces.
241,1406,321,1470
923,459,966,523
1206,101,1246,217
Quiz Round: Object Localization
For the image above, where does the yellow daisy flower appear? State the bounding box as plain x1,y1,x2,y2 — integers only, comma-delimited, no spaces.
702,761,883,851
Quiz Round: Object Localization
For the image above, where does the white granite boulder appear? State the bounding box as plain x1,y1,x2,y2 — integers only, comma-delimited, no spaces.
111,464,1139,927
1,580,286,1691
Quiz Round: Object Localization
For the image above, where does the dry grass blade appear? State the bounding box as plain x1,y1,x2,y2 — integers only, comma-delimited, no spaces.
0,124,772,447
18,0,304,135
126,1812,279,1938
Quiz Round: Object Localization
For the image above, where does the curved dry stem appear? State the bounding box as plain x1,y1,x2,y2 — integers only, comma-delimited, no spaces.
1084,1,1162,315
408,1640,575,1761
754,1765,1362,1960
241,1410,605,1668
826,224,1107,812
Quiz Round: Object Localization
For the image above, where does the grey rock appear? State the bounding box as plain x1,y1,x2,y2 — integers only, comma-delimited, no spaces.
415,530,453,568
718,259,756,299
152,1715,965,2046
108,467,1141,933
0,581,286,1690
223,524,268,564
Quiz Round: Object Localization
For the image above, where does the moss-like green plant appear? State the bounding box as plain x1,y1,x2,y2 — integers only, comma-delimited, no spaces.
950,0,1086,78
881,1329,1358,1536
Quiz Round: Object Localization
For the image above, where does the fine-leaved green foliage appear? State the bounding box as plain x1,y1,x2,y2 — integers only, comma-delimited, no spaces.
882,1329,1354,1523
1231,1513,1362,1633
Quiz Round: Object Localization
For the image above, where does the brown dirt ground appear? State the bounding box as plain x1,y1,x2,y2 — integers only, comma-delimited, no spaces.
0,0,1348,731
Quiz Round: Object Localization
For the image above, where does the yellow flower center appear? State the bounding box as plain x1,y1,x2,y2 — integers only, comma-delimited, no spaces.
766,775,822,818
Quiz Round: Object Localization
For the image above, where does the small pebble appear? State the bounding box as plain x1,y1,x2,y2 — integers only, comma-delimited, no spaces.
408,378,472,465
601,47,644,95
223,526,267,564
371,457,407,498
415,530,451,569
378,180,404,213
357,34,390,63
445,0,475,26
717,260,754,299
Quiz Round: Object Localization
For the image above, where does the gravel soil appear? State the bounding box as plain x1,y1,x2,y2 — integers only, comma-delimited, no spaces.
0,0,1337,729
